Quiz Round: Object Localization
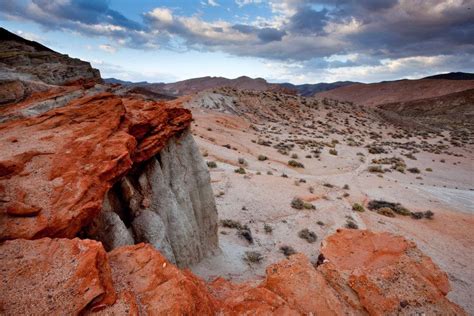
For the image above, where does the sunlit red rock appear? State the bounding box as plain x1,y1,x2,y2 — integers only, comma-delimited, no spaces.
319,229,466,315
0,230,465,315
107,243,217,315
0,91,191,241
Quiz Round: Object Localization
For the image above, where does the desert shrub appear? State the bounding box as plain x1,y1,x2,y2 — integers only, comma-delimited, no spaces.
238,157,248,166
288,160,305,168
367,200,411,216
304,202,315,209
244,251,263,263
291,153,298,159
323,183,334,188
343,184,350,190
206,161,217,168
395,165,405,173
329,148,338,155
234,167,246,174
291,197,304,209
407,167,420,174
352,203,365,212
345,220,359,229
280,245,297,257
309,186,314,193
424,210,434,219
411,212,424,219
267,171,273,175
368,165,384,173
377,207,396,217
317,221,325,226
258,155,268,161
425,168,433,172
368,146,386,154
238,227,254,244
298,229,317,243
264,223,273,234
220,219,243,229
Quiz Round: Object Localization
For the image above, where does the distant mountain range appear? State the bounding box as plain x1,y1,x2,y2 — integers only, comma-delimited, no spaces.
278,81,358,97
105,76,359,97
422,72,474,80
106,72,473,98
314,74,474,108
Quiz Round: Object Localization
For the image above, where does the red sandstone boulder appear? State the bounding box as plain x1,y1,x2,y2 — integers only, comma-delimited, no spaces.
0,91,191,241
107,243,217,315
0,238,116,315
319,229,466,315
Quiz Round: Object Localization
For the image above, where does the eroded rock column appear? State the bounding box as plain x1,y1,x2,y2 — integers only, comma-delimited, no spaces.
86,130,218,267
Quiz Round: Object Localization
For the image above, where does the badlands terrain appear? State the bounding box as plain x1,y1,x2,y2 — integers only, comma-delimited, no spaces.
185,84,474,311
1,27,473,314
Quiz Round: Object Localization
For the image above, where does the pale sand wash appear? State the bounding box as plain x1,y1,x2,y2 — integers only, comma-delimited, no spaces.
186,95,474,313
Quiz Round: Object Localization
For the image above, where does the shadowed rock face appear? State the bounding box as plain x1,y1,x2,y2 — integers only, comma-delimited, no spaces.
85,130,218,267
0,230,465,315
0,27,101,87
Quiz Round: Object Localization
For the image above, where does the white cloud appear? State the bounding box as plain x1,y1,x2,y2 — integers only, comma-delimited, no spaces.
98,44,117,53
148,8,173,24
208,0,219,7
235,0,262,7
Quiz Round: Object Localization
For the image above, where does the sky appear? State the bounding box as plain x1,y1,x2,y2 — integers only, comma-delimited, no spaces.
1,0,473,84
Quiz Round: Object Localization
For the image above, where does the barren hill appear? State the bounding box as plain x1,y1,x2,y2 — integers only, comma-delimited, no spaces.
314,78,474,107
118,75,290,97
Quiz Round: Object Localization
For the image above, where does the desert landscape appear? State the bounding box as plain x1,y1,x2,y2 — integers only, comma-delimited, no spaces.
1,0,473,314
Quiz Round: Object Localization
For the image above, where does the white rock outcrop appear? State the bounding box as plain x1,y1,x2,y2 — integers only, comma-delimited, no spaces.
86,130,218,267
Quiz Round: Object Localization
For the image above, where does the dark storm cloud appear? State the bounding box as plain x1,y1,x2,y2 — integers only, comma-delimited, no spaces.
288,8,329,35
233,24,286,42
0,0,148,48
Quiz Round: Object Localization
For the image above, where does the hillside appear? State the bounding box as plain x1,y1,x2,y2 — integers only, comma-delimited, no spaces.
314,78,474,107
121,75,290,97
279,81,358,96
423,72,474,80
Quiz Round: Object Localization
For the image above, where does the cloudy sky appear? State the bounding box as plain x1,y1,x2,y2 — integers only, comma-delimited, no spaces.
1,0,473,84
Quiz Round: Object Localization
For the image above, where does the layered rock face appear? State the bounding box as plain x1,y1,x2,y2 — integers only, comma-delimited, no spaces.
0,27,101,87
0,230,465,315
86,129,218,266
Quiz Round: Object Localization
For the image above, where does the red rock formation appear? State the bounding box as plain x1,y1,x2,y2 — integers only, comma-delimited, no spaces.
0,230,465,315
0,238,116,315
319,229,466,315
0,91,191,241
108,243,217,315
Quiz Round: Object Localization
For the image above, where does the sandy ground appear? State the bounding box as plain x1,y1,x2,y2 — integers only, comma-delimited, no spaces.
187,102,474,313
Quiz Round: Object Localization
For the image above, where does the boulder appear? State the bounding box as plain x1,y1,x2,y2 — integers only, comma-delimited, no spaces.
0,238,116,315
